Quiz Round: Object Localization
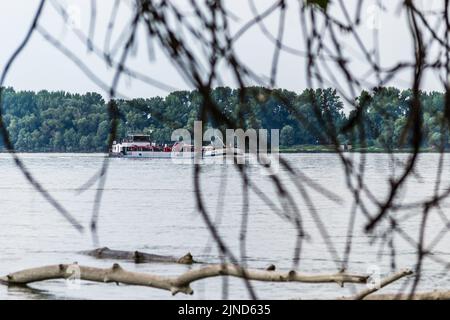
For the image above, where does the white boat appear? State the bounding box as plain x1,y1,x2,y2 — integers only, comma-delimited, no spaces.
110,134,187,158
202,145,244,157
109,134,243,159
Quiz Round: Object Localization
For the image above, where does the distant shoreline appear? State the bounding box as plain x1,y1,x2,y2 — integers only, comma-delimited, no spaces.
280,149,443,153
279,144,445,153
0,149,446,154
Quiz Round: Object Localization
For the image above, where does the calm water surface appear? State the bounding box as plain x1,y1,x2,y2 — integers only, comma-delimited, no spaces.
0,153,448,299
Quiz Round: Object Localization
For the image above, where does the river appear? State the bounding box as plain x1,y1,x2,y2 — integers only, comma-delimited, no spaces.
0,153,448,299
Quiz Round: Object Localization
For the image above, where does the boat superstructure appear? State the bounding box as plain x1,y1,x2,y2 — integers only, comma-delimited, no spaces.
110,134,176,158
110,134,243,159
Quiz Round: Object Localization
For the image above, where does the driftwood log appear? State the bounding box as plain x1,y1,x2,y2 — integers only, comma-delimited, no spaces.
79,247,194,264
339,269,449,300
2,263,445,299
361,291,450,300
0,263,369,295
351,268,413,300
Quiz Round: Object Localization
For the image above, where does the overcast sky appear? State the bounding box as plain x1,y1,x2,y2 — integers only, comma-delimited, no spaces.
0,0,445,100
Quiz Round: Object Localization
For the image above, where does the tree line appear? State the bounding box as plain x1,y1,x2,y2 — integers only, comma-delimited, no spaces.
0,86,447,152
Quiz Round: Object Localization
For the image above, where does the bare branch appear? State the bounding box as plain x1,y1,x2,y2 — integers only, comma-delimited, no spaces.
350,268,413,300
0,263,370,296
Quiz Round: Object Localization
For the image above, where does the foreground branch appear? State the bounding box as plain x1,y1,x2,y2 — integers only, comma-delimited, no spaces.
79,247,195,264
362,291,450,300
351,268,413,300
0,263,369,295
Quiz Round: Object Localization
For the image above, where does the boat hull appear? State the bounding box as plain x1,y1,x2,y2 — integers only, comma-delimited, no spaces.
109,150,243,159
109,148,244,159
110,151,191,159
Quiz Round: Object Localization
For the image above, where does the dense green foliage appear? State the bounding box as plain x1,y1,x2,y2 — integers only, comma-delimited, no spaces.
0,86,447,152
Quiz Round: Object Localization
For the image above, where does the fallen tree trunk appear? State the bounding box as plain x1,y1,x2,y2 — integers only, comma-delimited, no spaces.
361,290,450,300
0,263,369,295
79,247,194,264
